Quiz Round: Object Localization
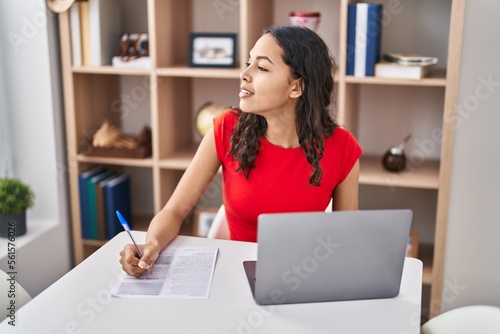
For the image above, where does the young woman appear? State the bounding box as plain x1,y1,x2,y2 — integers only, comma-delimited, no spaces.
120,26,362,277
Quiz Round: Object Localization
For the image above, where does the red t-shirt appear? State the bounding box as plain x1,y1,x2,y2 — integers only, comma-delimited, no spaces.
214,110,362,242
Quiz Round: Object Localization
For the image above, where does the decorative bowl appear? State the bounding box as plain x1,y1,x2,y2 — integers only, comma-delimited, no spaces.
289,12,321,31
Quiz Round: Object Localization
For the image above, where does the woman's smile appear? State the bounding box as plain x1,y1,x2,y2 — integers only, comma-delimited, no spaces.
239,86,254,98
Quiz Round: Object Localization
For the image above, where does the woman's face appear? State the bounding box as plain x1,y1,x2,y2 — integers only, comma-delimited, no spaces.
239,34,301,116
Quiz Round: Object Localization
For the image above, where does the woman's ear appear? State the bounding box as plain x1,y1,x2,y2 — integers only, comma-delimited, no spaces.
289,78,303,99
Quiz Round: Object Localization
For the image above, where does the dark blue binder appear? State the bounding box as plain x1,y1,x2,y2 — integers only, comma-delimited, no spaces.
346,3,357,76
365,4,383,76
104,174,132,239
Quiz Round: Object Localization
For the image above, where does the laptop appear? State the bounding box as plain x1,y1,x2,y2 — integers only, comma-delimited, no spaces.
243,209,412,305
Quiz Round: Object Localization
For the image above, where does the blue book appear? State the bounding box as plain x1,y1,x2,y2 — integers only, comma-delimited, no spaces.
365,4,383,76
104,174,132,240
78,166,106,239
349,3,383,77
87,169,115,239
346,3,357,76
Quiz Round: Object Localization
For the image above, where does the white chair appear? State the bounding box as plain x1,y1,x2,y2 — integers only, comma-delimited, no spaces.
421,305,500,334
207,200,333,240
206,204,231,239
0,269,32,322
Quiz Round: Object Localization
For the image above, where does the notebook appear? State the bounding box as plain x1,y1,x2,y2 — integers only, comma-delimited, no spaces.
243,209,412,305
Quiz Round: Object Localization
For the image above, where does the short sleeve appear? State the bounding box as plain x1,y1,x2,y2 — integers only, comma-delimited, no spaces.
338,129,362,183
213,109,238,162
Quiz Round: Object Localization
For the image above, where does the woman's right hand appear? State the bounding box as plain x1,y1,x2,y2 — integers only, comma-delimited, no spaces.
119,243,160,277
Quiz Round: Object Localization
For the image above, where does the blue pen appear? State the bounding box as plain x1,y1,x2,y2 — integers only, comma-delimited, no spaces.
116,210,151,273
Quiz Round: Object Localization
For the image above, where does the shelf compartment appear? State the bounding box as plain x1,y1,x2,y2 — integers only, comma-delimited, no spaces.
154,0,191,69
74,72,153,163
68,1,151,70
156,77,193,159
359,155,439,189
345,69,446,87
73,74,121,145
154,0,243,69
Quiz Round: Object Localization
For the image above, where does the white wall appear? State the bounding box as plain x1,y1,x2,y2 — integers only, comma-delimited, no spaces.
442,0,500,311
0,0,72,296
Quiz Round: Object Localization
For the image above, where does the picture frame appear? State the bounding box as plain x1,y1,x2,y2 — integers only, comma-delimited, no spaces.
193,207,219,237
189,33,237,68
406,229,420,258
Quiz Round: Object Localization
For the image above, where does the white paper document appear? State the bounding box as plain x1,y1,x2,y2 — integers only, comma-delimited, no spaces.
111,246,219,299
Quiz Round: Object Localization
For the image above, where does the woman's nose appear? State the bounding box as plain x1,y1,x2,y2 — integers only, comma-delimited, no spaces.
240,67,250,82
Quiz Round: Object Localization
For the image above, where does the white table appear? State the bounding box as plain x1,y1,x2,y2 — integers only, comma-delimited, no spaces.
0,232,422,333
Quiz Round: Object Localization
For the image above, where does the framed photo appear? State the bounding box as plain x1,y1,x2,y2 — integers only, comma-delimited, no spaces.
189,33,237,68
193,207,219,237
406,229,420,258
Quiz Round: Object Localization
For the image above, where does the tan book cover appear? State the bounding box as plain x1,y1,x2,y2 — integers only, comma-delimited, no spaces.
79,1,90,66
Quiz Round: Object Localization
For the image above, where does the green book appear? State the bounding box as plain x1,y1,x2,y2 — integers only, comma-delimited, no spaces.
87,170,115,240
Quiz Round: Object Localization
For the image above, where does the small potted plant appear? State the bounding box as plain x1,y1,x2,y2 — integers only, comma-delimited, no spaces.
0,177,35,237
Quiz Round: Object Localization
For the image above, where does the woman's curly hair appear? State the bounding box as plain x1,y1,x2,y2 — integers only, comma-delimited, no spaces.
229,26,337,186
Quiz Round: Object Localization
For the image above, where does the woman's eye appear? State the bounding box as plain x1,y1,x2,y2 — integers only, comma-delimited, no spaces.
245,62,267,72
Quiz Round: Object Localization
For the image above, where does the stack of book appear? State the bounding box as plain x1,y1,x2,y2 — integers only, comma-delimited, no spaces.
78,166,132,240
346,3,383,77
375,53,438,79
70,0,122,66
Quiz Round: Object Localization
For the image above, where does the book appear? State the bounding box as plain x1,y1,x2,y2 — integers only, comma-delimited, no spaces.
346,4,357,75
89,0,122,66
406,230,420,258
111,56,151,68
375,61,432,79
347,3,383,77
383,52,438,66
364,4,383,76
78,166,106,239
354,3,367,77
69,3,82,66
96,176,113,240
87,169,115,239
79,0,91,66
104,174,132,240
